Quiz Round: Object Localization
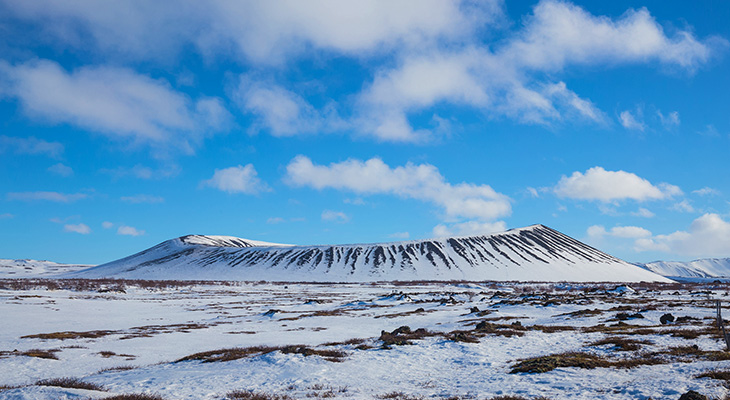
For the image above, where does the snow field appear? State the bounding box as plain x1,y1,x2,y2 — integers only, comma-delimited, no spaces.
1,280,729,399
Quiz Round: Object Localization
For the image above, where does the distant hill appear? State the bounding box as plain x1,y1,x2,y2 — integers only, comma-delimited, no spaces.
65,225,670,282
0,259,92,278
637,258,730,279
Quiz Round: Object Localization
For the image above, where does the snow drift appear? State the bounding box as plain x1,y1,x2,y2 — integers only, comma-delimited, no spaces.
67,225,671,282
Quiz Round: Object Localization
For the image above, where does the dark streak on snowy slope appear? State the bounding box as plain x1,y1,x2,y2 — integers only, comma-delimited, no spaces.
68,225,671,282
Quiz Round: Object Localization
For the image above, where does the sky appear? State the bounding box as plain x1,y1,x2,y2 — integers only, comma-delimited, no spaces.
1,0,729,265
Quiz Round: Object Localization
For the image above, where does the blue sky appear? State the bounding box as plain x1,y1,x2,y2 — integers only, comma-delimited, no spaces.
1,0,729,265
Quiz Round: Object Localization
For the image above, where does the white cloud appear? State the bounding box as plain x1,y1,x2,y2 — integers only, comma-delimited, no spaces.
619,110,645,131
526,187,540,198
102,221,114,229
343,198,366,206
657,110,680,128
671,200,695,213
266,217,285,224
1,1,721,144
285,155,511,221
47,163,73,177
117,225,145,236
233,77,344,137
2,1,495,64
587,225,652,239
64,223,90,234
321,210,349,223
433,220,507,237
100,164,180,180
202,164,270,194
0,135,64,158
120,194,164,204
388,232,410,240
504,1,716,72
693,187,720,196
631,208,655,218
554,167,681,202
7,191,88,202
0,60,230,153
634,213,730,257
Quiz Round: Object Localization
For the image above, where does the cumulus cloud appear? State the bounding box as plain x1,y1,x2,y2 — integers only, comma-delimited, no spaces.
348,1,719,141
1,1,721,143
1,1,495,63
321,210,350,223
635,214,730,257
64,223,90,234
619,110,645,131
285,155,511,221
433,220,507,237
554,167,681,202
503,1,716,71
587,225,652,239
117,225,145,236
0,60,230,153
120,194,164,204
233,77,345,137
0,135,64,158
202,164,270,194
7,191,88,202
102,221,114,229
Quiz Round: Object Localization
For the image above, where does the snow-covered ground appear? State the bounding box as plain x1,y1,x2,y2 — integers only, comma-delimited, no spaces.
0,259,91,278
2,279,730,399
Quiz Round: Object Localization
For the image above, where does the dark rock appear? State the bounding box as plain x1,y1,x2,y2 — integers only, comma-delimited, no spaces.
679,390,708,400
660,313,675,324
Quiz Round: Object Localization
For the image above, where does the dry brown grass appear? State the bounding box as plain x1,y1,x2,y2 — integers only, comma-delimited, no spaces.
588,337,651,352
178,344,348,363
379,326,438,347
22,330,114,340
696,369,730,382
226,391,294,400
510,351,665,374
0,348,61,360
375,392,424,400
100,394,166,400
36,377,107,391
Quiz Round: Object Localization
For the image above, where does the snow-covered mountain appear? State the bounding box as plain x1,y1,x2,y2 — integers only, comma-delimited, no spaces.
0,259,92,278
66,225,670,282
638,258,730,279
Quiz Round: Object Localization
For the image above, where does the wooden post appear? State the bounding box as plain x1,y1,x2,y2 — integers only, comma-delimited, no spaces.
718,301,730,351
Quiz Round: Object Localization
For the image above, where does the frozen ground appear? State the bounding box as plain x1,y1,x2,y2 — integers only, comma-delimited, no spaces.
2,279,730,400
